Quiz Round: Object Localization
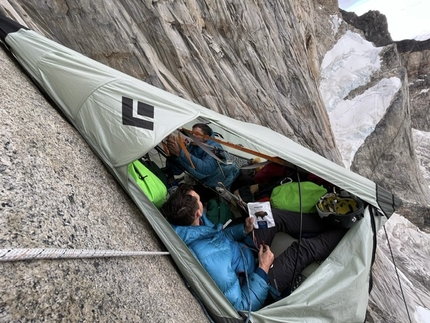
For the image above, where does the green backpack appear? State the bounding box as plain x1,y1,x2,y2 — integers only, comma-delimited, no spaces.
270,181,327,213
128,160,168,208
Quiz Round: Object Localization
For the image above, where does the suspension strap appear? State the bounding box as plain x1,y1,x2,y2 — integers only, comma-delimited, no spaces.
161,141,170,157
177,132,195,169
181,128,288,166
368,206,377,294
180,130,226,164
382,225,412,323
0,248,169,262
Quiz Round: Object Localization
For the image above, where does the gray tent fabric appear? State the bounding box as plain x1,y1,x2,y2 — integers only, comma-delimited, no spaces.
0,14,401,323
376,184,402,217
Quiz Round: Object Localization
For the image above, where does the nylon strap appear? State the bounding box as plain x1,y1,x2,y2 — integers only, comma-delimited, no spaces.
181,128,288,166
181,131,225,164
161,141,170,156
177,132,195,168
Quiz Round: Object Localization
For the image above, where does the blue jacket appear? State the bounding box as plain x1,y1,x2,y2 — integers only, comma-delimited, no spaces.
171,138,239,188
173,214,270,311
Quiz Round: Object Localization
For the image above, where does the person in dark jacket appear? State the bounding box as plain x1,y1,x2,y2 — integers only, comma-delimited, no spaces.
165,123,239,201
163,184,347,311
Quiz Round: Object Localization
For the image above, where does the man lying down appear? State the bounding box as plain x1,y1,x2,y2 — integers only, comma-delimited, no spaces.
162,184,347,311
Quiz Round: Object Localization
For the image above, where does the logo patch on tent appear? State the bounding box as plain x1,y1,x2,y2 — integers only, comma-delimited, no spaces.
122,96,154,130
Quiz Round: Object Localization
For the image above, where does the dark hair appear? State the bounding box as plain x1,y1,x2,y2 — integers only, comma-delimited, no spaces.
163,184,199,226
192,123,213,136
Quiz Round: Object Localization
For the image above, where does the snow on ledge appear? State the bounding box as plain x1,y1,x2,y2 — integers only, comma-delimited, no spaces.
319,31,401,168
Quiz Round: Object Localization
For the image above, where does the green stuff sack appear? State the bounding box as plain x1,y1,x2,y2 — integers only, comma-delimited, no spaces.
270,181,327,213
206,198,235,225
128,160,167,208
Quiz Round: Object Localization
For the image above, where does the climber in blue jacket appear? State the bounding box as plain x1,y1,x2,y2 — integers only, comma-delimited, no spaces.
163,184,347,311
165,123,239,191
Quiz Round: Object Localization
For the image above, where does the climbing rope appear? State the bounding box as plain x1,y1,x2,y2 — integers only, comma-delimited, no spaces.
0,248,169,262
382,225,412,323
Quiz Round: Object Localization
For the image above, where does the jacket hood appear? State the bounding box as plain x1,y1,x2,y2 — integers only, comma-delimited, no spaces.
173,214,221,245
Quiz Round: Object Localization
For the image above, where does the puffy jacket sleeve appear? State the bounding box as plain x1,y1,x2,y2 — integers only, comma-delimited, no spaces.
177,217,269,311
222,224,247,241
176,145,219,178
231,271,269,311
199,245,269,311
202,215,246,241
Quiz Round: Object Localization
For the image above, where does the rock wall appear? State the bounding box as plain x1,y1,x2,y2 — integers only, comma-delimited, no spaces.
340,8,430,229
0,46,207,322
1,0,343,161
4,0,429,222
1,0,430,322
397,39,430,132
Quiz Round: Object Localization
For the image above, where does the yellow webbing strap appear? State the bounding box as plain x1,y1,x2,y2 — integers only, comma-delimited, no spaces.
177,132,195,169
181,128,288,166
161,141,170,157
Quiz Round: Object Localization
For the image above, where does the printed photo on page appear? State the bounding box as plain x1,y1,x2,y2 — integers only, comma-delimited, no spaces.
247,201,275,229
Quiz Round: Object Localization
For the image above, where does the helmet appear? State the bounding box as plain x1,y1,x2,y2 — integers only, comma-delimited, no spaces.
316,192,364,228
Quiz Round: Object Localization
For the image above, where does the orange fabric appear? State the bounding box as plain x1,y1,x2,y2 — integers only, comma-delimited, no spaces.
161,141,170,156
181,128,288,166
177,132,195,169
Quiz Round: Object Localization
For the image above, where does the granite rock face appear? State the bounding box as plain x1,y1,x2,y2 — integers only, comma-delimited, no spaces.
0,48,207,322
340,9,393,47
1,0,343,161
397,38,430,133
3,0,429,225
340,8,430,229
349,43,430,227
368,213,430,323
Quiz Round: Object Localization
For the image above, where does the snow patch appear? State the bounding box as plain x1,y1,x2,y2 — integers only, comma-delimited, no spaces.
330,78,401,168
320,31,383,112
414,305,430,323
414,31,430,41
319,31,401,168
329,14,342,34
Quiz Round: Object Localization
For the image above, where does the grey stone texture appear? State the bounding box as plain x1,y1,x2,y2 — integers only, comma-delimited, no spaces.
0,48,208,322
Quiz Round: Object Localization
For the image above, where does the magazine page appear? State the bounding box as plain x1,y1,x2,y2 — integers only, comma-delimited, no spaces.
247,201,275,229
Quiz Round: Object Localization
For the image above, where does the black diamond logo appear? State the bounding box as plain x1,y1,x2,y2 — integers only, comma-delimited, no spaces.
122,96,154,130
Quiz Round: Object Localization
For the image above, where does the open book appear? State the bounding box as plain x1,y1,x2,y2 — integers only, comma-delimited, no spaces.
247,201,275,229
